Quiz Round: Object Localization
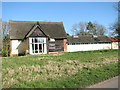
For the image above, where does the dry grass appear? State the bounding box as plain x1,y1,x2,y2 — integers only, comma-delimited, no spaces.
2,50,119,88
49,52,64,56
2,56,118,88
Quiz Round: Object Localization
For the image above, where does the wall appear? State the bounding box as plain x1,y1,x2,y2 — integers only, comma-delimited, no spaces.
55,39,64,52
10,39,29,56
64,39,67,52
49,41,55,52
112,42,118,49
67,43,112,52
10,38,65,56
49,39,64,52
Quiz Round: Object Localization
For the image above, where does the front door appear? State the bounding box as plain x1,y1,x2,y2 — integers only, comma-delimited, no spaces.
29,37,47,54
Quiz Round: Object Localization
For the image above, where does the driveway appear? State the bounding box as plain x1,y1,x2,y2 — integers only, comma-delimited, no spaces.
87,76,119,88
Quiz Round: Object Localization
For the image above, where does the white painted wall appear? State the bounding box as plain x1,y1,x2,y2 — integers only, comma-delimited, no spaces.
11,39,29,55
11,40,21,55
67,43,112,52
112,42,118,49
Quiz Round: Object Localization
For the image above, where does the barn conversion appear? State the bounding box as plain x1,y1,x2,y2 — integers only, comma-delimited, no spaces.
67,35,112,52
9,20,67,56
9,20,116,56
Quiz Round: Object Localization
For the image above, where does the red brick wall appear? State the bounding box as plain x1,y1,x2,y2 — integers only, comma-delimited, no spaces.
63,39,67,52
10,40,12,56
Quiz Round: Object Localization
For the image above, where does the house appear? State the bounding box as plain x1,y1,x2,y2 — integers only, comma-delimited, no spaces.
9,20,67,56
109,37,120,49
67,35,112,52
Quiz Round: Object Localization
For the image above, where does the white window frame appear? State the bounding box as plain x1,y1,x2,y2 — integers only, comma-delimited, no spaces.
29,37,47,55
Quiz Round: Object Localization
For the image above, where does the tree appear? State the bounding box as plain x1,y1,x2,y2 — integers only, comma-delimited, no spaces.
77,22,88,35
71,21,106,36
93,22,106,35
109,2,120,36
109,22,120,36
2,34,10,57
71,22,88,35
2,21,10,57
87,21,95,35
71,24,79,35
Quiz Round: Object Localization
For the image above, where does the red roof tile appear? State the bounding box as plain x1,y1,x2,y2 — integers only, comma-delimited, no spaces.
109,37,120,42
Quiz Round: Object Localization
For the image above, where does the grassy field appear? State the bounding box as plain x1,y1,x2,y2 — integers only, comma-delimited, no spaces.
2,49,119,88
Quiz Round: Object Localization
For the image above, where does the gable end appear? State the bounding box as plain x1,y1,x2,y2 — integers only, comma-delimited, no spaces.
26,25,48,38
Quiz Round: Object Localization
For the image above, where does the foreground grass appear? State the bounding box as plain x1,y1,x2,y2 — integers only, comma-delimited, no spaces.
2,49,119,88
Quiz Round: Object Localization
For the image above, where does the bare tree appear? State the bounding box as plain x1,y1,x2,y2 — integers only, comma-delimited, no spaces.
77,22,88,35
2,21,10,57
71,22,88,35
109,2,120,36
93,22,106,35
2,22,9,38
71,24,79,35
71,21,106,36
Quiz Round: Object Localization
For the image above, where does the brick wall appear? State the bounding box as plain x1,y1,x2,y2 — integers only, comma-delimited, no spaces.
63,39,67,52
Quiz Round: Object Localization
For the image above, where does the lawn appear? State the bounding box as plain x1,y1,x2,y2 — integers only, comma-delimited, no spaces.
2,49,119,88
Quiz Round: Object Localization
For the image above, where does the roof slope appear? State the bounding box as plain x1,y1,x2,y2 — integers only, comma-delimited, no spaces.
109,37,120,42
9,20,67,39
67,35,112,44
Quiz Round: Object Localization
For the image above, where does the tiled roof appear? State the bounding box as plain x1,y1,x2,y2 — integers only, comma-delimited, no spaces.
9,20,67,39
67,35,112,44
109,37,120,42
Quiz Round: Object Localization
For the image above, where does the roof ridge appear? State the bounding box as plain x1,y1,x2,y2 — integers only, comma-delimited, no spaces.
9,20,63,24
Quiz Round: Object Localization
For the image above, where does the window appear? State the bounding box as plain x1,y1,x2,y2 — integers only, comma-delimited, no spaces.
50,38,55,42
29,37,46,54
113,38,116,40
49,44,55,49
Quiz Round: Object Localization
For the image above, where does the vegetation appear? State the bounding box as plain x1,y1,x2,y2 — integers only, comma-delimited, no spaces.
71,21,106,36
109,2,120,36
2,34,10,57
2,49,119,88
2,22,10,57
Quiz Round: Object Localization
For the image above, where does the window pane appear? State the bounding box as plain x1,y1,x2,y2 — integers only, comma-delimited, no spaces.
43,44,44,53
35,51,38,53
39,44,42,53
32,50,34,53
49,44,55,49
35,38,38,43
39,38,42,43
38,38,40,43
42,39,44,43
32,44,34,50
35,44,38,50
32,38,34,43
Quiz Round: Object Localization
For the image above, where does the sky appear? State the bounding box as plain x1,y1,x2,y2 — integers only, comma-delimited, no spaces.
2,2,118,35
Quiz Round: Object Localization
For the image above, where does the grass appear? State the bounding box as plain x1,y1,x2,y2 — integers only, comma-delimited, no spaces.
2,49,119,88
